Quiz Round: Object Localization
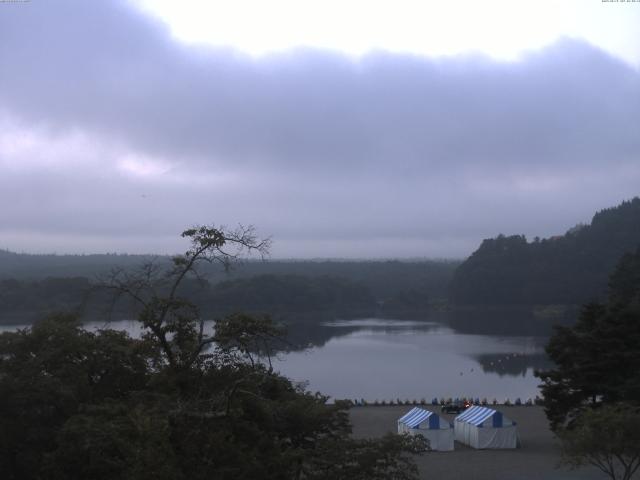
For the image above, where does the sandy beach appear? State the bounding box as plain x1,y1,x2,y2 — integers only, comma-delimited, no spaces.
349,405,604,480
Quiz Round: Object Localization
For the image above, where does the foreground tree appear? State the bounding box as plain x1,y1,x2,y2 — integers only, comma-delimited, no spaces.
103,225,271,373
302,434,429,480
0,313,150,479
559,404,640,480
0,224,425,480
537,247,640,430
536,248,640,479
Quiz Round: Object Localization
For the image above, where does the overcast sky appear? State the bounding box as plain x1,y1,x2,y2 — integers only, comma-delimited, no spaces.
0,0,639,258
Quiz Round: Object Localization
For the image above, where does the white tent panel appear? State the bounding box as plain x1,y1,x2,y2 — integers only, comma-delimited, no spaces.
408,428,454,452
454,406,518,449
476,426,518,449
397,407,454,451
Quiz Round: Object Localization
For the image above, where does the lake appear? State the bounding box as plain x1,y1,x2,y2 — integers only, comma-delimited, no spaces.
0,310,557,403
278,316,552,403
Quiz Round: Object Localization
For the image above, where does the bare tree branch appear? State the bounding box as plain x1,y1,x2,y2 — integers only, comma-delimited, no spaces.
95,224,270,375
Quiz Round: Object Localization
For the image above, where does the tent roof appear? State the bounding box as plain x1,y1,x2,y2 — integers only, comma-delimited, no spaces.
398,407,435,428
455,406,501,426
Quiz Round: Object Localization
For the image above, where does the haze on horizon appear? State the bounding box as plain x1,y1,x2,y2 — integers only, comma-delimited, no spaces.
1,0,639,258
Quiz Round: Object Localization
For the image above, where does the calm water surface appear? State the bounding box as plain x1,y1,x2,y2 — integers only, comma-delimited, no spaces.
1,314,553,402
276,318,550,402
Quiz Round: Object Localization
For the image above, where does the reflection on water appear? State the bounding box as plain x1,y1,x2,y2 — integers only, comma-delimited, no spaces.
474,352,551,377
275,311,559,402
324,319,441,328
1,308,564,402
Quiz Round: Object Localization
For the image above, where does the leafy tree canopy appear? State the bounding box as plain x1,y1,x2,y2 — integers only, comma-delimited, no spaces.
537,246,640,430
559,404,640,480
0,225,425,480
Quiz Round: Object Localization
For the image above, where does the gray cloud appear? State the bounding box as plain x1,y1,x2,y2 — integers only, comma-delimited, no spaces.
0,0,639,257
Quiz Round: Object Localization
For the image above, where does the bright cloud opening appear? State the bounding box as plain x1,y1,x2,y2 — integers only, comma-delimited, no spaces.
132,0,640,66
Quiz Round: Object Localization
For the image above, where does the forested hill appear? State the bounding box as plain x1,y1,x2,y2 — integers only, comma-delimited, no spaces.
449,197,640,306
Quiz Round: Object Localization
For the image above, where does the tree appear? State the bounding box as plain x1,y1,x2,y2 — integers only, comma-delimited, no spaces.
214,312,286,369
45,400,182,480
536,247,640,431
0,313,150,479
1,224,426,480
301,434,429,480
102,224,271,374
558,404,640,480
450,197,640,306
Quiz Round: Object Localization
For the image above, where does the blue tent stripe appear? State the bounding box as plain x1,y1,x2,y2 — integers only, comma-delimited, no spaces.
493,411,503,428
455,405,482,422
398,407,421,423
455,406,514,427
428,413,439,429
398,407,439,428
455,406,498,426
406,410,432,428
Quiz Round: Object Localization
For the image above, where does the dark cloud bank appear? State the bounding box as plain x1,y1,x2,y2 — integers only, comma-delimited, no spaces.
0,0,639,257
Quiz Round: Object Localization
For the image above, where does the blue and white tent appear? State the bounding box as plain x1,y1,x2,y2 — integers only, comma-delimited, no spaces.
454,406,518,449
397,407,454,451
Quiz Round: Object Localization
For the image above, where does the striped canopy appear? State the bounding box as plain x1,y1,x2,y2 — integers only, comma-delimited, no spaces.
398,407,435,428
455,406,509,427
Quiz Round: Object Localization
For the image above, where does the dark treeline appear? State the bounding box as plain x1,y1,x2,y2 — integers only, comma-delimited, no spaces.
450,197,640,306
0,252,458,300
204,275,374,317
0,277,92,324
0,250,154,279
0,259,458,325
0,273,445,326
206,260,458,301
